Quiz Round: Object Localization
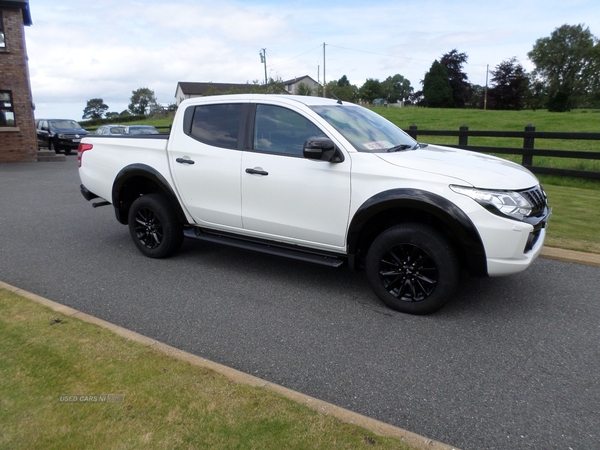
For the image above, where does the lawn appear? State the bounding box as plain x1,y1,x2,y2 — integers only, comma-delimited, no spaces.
0,288,413,450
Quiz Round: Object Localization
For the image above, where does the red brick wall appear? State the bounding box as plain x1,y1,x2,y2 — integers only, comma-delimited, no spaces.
0,7,37,163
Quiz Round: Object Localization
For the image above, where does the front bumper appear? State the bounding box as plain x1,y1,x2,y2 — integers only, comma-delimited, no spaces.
58,137,84,149
474,207,551,276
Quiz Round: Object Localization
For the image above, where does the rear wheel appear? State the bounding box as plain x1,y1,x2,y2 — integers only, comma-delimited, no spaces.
366,224,459,315
128,194,183,258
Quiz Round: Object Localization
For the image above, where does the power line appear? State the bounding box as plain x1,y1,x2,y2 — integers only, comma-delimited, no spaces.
267,44,323,67
327,44,489,67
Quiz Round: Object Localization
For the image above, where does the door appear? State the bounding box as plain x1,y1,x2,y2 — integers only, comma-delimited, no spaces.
169,103,245,229
241,104,351,250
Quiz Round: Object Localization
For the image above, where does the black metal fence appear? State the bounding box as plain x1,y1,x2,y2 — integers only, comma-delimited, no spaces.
405,124,600,180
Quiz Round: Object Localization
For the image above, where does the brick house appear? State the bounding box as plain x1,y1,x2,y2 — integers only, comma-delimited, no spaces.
0,0,36,163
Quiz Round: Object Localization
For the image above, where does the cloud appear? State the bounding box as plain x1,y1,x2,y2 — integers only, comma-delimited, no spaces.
25,0,600,118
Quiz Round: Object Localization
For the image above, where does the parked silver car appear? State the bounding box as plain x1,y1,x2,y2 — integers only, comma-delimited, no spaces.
95,124,159,136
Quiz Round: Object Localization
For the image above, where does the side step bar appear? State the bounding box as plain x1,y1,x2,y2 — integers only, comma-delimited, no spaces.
184,228,345,268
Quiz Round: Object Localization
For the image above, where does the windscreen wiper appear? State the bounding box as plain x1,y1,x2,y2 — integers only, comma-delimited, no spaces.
386,144,413,152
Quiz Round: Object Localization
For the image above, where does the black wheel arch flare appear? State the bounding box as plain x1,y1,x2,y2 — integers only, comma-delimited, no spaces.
112,164,188,225
347,188,488,276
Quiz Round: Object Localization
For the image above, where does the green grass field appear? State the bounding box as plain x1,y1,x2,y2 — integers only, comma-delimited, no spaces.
374,107,600,179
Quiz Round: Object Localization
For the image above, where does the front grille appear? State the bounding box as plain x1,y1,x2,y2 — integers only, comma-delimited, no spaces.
520,185,547,217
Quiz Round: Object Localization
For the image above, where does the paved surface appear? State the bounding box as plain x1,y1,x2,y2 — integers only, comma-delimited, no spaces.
1,157,599,450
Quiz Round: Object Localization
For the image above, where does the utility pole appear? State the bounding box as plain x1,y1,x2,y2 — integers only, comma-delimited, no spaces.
323,42,326,97
260,49,267,93
484,64,489,110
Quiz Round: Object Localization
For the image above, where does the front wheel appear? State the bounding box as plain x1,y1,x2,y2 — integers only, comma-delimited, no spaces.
128,194,183,258
365,224,459,315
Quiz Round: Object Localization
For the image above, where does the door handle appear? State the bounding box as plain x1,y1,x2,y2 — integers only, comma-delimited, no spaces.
176,157,195,165
245,168,269,176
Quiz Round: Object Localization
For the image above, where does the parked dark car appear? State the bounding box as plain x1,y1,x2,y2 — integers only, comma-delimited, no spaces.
36,119,89,154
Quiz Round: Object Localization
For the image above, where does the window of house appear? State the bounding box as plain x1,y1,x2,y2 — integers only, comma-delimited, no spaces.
0,91,16,126
0,12,5,48
253,104,326,156
188,103,244,149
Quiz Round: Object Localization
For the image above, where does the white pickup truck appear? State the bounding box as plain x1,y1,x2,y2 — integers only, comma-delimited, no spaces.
78,94,550,314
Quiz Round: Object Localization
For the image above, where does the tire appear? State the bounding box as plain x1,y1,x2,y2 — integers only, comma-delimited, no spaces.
365,224,459,315
48,139,58,153
64,148,72,155
128,194,183,258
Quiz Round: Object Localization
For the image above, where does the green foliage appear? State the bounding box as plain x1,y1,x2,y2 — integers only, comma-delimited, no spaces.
423,61,453,107
381,74,413,103
440,49,471,108
489,57,530,110
80,113,146,128
82,98,108,120
128,87,159,116
528,24,600,111
296,82,313,96
323,75,358,102
359,78,384,103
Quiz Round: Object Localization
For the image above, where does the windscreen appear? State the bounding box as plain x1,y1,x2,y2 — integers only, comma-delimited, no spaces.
310,105,416,152
49,120,82,130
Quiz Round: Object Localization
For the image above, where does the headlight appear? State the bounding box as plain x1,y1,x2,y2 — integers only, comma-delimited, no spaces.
57,134,66,139
450,185,533,220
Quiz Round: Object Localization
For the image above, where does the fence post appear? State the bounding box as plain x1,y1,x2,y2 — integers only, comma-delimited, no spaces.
523,124,535,166
459,125,469,147
408,124,418,140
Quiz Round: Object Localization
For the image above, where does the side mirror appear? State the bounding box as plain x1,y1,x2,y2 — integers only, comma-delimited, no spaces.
303,137,344,163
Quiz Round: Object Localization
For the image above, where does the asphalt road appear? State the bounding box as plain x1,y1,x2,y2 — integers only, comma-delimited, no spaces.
1,156,598,450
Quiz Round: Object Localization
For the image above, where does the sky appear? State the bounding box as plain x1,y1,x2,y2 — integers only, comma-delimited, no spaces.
24,0,600,120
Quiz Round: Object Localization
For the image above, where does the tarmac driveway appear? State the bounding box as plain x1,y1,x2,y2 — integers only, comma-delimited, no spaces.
1,157,599,450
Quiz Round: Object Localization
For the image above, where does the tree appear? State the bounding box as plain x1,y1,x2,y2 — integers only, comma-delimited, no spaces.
528,24,600,111
440,49,471,108
381,74,413,103
296,82,313,96
105,111,120,119
128,88,159,116
422,60,453,107
82,98,108,120
323,75,358,102
467,84,485,109
489,57,530,110
358,78,383,103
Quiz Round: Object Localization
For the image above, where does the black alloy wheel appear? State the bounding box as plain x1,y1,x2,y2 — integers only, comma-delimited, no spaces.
378,243,438,302
366,224,459,315
134,206,163,250
128,194,183,258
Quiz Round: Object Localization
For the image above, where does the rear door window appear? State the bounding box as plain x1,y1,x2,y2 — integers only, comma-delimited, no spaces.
187,104,244,149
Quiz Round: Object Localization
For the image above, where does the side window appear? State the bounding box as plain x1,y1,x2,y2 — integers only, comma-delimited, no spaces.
189,103,243,149
0,12,5,49
0,91,15,126
253,104,326,156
